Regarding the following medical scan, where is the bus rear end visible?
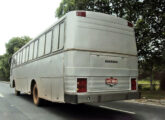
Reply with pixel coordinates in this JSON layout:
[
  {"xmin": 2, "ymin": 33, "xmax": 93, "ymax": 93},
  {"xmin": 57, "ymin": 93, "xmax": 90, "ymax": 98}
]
[{"xmin": 64, "ymin": 11, "xmax": 140, "ymax": 104}]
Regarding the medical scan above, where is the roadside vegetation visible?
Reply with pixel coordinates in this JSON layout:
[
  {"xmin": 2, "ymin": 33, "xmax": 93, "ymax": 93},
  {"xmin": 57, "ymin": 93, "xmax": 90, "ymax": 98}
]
[
  {"xmin": 138, "ymin": 80, "xmax": 165, "ymax": 99},
  {"xmin": 138, "ymin": 80, "xmax": 160, "ymax": 90},
  {"xmin": 0, "ymin": 36, "xmax": 31, "ymax": 81}
]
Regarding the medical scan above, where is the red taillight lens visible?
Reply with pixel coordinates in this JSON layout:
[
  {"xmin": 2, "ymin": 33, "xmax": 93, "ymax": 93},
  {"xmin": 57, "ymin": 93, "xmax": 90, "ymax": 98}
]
[
  {"xmin": 76, "ymin": 11, "xmax": 86, "ymax": 17},
  {"xmin": 128, "ymin": 22, "xmax": 133, "ymax": 27},
  {"xmin": 77, "ymin": 78, "xmax": 87, "ymax": 92},
  {"xmin": 131, "ymin": 78, "xmax": 136, "ymax": 90}
]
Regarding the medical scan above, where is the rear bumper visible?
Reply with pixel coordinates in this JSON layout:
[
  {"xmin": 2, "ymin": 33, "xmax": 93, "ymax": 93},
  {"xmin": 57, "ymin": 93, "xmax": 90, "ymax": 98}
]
[{"xmin": 65, "ymin": 91, "xmax": 140, "ymax": 104}]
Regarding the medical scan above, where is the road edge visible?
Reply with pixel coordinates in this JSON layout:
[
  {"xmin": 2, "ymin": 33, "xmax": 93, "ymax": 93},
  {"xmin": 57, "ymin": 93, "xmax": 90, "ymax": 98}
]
[
  {"xmin": 124, "ymin": 99, "xmax": 165, "ymax": 108},
  {"xmin": 0, "ymin": 81, "xmax": 9, "ymax": 84}
]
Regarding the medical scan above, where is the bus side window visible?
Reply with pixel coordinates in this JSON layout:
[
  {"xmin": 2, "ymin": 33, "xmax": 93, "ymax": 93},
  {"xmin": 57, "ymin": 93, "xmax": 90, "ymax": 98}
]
[
  {"xmin": 26, "ymin": 46, "xmax": 29, "ymax": 62},
  {"xmin": 45, "ymin": 31, "xmax": 52, "ymax": 54},
  {"xmin": 19, "ymin": 51, "xmax": 22, "ymax": 65},
  {"xmin": 33, "ymin": 40, "xmax": 38, "ymax": 59},
  {"xmin": 17, "ymin": 53, "xmax": 20, "ymax": 65},
  {"xmin": 22, "ymin": 48, "xmax": 26, "ymax": 63},
  {"xmin": 14, "ymin": 54, "xmax": 17, "ymax": 66},
  {"xmin": 12, "ymin": 55, "xmax": 15, "ymax": 67},
  {"xmin": 38, "ymin": 35, "xmax": 45, "ymax": 57},
  {"xmin": 52, "ymin": 25, "xmax": 59, "ymax": 51},
  {"xmin": 59, "ymin": 22, "xmax": 65, "ymax": 49},
  {"xmin": 29, "ymin": 42, "xmax": 34, "ymax": 60}
]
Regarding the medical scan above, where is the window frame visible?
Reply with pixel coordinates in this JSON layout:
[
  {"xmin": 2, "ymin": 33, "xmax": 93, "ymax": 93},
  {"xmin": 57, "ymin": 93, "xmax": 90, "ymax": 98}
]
[
  {"xmin": 19, "ymin": 50, "xmax": 23, "ymax": 65},
  {"xmin": 13, "ymin": 55, "xmax": 17, "ymax": 67},
  {"xmin": 38, "ymin": 34, "xmax": 46, "ymax": 57},
  {"xmin": 45, "ymin": 30, "xmax": 53, "ymax": 54},
  {"xmin": 25, "ymin": 46, "xmax": 30, "ymax": 62},
  {"xmin": 52, "ymin": 20, "xmax": 65, "ymax": 52},
  {"xmin": 29, "ymin": 42, "xmax": 34, "ymax": 60},
  {"xmin": 22, "ymin": 48, "xmax": 26, "ymax": 64},
  {"xmin": 52, "ymin": 24, "xmax": 59, "ymax": 52},
  {"xmin": 33, "ymin": 39, "xmax": 39, "ymax": 59},
  {"xmin": 58, "ymin": 21, "xmax": 65, "ymax": 50}
]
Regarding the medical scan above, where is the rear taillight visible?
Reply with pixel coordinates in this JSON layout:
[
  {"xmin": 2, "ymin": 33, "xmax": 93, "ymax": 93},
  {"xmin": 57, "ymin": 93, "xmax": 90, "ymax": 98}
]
[
  {"xmin": 77, "ymin": 78, "xmax": 87, "ymax": 92},
  {"xmin": 128, "ymin": 22, "xmax": 133, "ymax": 27},
  {"xmin": 131, "ymin": 78, "xmax": 136, "ymax": 90},
  {"xmin": 76, "ymin": 11, "xmax": 86, "ymax": 17}
]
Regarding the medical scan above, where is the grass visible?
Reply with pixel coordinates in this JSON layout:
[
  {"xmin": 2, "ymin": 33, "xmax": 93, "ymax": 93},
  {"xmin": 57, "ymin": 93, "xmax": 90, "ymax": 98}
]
[
  {"xmin": 140, "ymin": 90, "xmax": 165, "ymax": 99},
  {"xmin": 138, "ymin": 79, "xmax": 165, "ymax": 99},
  {"xmin": 138, "ymin": 80, "xmax": 160, "ymax": 90},
  {"xmin": 138, "ymin": 80, "xmax": 160, "ymax": 84}
]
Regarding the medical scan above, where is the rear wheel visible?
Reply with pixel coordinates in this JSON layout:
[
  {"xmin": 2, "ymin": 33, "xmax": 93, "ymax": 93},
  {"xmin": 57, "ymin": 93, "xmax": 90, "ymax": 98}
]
[
  {"xmin": 15, "ymin": 89, "xmax": 20, "ymax": 96},
  {"xmin": 32, "ymin": 84, "xmax": 42, "ymax": 106},
  {"xmin": 14, "ymin": 81, "xmax": 20, "ymax": 96}
]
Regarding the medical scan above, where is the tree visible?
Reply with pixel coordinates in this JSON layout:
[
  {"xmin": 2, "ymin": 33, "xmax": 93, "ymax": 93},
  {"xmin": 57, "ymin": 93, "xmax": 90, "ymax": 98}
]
[
  {"xmin": 135, "ymin": 0, "xmax": 165, "ymax": 90},
  {"xmin": 56, "ymin": 0, "xmax": 95, "ymax": 18},
  {"xmin": 0, "ymin": 36, "xmax": 31, "ymax": 81},
  {"xmin": 0, "ymin": 54, "xmax": 10, "ymax": 79},
  {"xmin": 56, "ymin": 0, "xmax": 141, "ymax": 21},
  {"xmin": 6, "ymin": 36, "xmax": 31, "ymax": 55}
]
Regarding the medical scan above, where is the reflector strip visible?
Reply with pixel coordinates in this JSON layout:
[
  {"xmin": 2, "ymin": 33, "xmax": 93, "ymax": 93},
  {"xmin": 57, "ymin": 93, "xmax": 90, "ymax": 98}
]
[
  {"xmin": 76, "ymin": 12, "xmax": 86, "ymax": 17},
  {"xmin": 128, "ymin": 22, "xmax": 133, "ymax": 27}
]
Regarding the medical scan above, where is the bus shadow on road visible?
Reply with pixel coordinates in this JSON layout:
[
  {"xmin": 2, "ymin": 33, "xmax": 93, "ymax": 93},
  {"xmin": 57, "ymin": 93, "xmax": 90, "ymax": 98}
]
[
  {"xmin": 47, "ymin": 103, "xmax": 139, "ymax": 120},
  {"xmin": 15, "ymin": 94, "xmax": 141, "ymax": 120}
]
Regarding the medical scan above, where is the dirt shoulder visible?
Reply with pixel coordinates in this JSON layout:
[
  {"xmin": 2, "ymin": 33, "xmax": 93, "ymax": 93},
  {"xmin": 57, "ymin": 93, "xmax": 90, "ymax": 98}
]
[
  {"xmin": 125, "ymin": 90, "xmax": 165, "ymax": 107},
  {"xmin": 125, "ymin": 99, "xmax": 165, "ymax": 107}
]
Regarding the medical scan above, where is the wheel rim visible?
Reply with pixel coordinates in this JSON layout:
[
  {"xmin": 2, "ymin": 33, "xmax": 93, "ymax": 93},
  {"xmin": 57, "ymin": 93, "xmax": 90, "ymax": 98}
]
[{"xmin": 33, "ymin": 85, "xmax": 38, "ymax": 104}]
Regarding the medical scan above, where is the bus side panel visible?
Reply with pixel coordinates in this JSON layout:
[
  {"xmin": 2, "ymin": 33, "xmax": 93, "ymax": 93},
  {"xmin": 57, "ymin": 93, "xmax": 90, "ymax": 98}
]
[
  {"xmin": 13, "ymin": 66, "xmax": 28, "ymax": 93},
  {"xmin": 51, "ymin": 53, "xmax": 65, "ymax": 102},
  {"xmin": 35, "ymin": 53, "xmax": 64, "ymax": 102},
  {"xmin": 12, "ymin": 52, "xmax": 65, "ymax": 103}
]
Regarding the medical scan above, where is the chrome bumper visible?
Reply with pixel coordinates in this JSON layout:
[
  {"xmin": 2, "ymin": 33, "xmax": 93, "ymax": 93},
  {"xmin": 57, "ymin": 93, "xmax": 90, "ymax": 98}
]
[{"xmin": 65, "ymin": 91, "xmax": 140, "ymax": 104}]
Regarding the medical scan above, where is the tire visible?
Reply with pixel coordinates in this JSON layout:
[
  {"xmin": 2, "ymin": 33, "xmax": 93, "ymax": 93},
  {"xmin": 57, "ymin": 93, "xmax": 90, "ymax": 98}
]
[
  {"xmin": 32, "ymin": 84, "xmax": 42, "ymax": 106},
  {"xmin": 15, "ymin": 89, "xmax": 20, "ymax": 96},
  {"xmin": 14, "ymin": 82, "xmax": 20, "ymax": 96}
]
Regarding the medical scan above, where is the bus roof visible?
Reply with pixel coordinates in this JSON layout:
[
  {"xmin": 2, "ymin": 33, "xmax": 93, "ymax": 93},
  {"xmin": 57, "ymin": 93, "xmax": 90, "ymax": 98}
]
[{"xmin": 13, "ymin": 11, "xmax": 133, "ymax": 56}]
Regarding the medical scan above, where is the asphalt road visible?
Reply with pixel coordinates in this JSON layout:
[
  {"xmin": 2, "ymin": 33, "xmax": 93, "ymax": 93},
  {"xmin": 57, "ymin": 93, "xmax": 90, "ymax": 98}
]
[{"xmin": 0, "ymin": 82, "xmax": 165, "ymax": 120}]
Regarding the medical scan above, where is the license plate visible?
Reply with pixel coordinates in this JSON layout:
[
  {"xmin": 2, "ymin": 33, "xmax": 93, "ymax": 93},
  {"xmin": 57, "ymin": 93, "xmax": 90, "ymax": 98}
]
[{"xmin": 105, "ymin": 77, "xmax": 118, "ymax": 85}]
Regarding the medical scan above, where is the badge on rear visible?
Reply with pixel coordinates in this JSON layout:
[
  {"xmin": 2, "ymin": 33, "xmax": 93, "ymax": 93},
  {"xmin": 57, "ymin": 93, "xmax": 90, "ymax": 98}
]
[{"xmin": 105, "ymin": 77, "xmax": 118, "ymax": 87}]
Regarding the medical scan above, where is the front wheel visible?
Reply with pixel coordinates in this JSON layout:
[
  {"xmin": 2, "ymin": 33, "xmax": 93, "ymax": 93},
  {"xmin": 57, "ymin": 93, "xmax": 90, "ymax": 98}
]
[{"xmin": 32, "ymin": 84, "xmax": 43, "ymax": 106}]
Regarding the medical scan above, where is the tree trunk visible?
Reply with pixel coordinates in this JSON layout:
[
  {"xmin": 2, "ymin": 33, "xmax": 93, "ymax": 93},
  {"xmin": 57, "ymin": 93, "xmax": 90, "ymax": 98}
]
[
  {"xmin": 160, "ymin": 70, "xmax": 165, "ymax": 91},
  {"xmin": 150, "ymin": 68, "xmax": 154, "ymax": 91}
]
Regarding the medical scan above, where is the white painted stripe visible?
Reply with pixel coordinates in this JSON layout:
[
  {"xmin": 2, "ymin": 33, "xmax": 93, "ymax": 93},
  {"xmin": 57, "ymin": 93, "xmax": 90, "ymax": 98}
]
[
  {"xmin": 0, "ymin": 93, "xmax": 4, "ymax": 98},
  {"xmin": 99, "ymin": 105, "xmax": 136, "ymax": 115}
]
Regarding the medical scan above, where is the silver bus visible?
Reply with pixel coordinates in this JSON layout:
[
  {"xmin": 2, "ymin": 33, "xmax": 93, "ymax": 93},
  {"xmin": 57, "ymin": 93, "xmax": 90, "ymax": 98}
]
[{"xmin": 10, "ymin": 11, "xmax": 140, "ymax": 106}]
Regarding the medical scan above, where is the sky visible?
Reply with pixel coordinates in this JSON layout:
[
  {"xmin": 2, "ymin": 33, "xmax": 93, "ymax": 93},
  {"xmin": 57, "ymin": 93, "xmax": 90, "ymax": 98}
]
[{"xmin": 0, "ymin": 0, "xmax": 62, "ymax": 55}]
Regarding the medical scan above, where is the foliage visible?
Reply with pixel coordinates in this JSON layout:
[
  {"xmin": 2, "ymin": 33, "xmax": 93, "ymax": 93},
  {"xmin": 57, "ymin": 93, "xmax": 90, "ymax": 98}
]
[
  {"xmin": 6, "ymin": 36, "xmax": 31, "ymax": 55},
  {"xmin": 56, "ymin": 0, "xmax": 142, "ymax": 23},
  {"xmin": 0, "ymin": 54, "xmax": 10, "ymax": 79},
  {"xmin": 138, "ymin": 80, "xmax": 160, "ymax": 91},
  {"xmin": 135, "ymin": 0, "xmax": 165, "ymax": 89},
  {"xmin": 0, "ymin": 36, "xmax": 31, "ymax": 81}
]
